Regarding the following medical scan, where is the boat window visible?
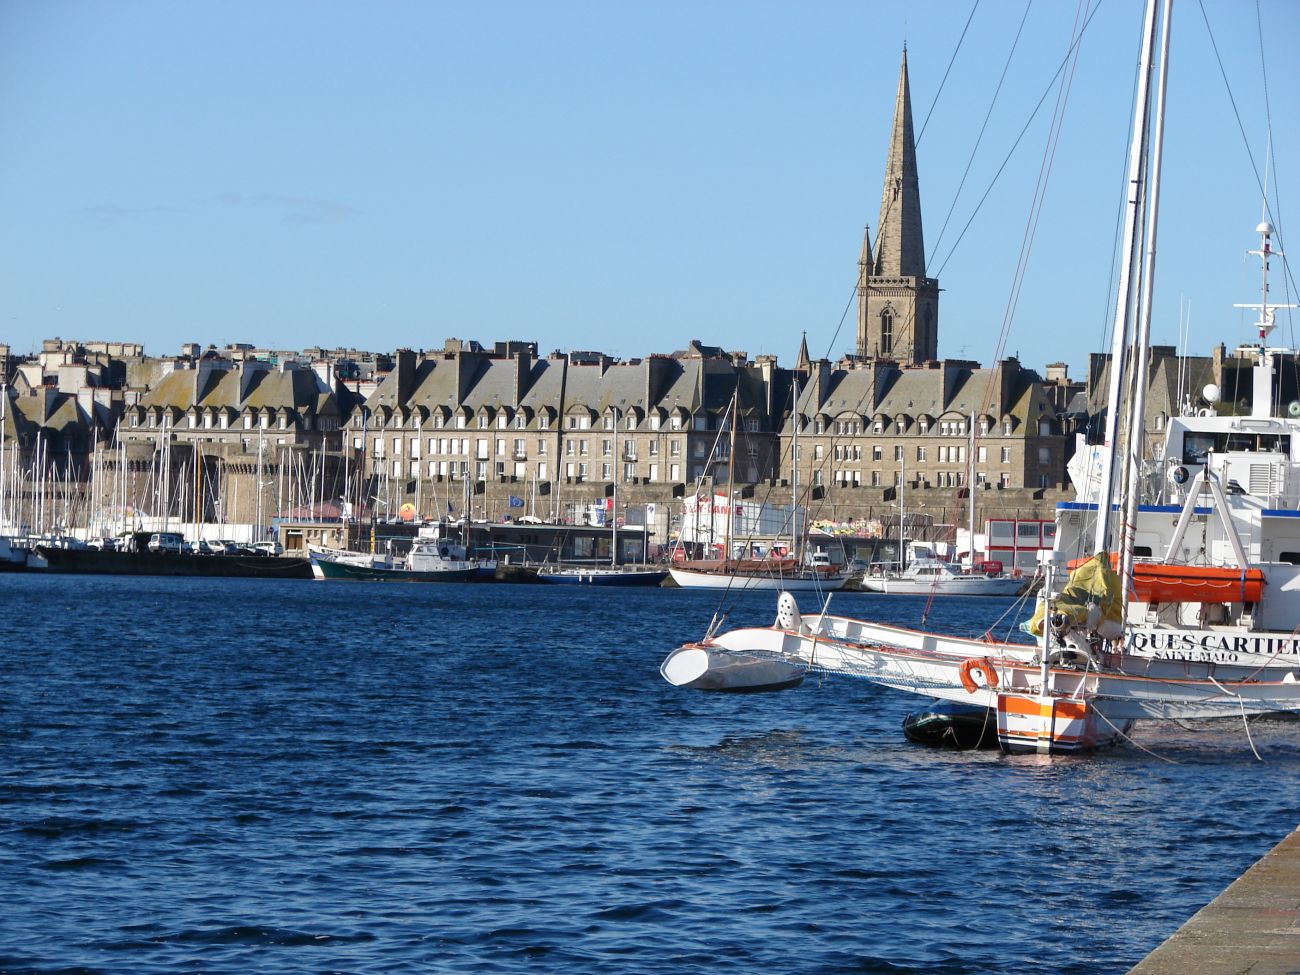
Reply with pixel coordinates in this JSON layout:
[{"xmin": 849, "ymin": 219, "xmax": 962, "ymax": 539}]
[
  {"xmin": 1182, "ymin": 431, "xmax": 1291, "ymax": 464},
  {"xmin": 1279, "ymin": 552, "xmax": 1300, "ymax": 566},
  {"xmin": 1133, "ymin": 546, "xmax": 1152, "ymax": 558}
]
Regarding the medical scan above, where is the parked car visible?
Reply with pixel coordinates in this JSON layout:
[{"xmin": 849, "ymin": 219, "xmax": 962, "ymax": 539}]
[
  {"xmin": 197, "ymin": 538, "xmax": 233, "ymax": 555},
  {"xmin": 147, "ymin": 532, "xmax": 186, "ymax": 554},
  {"xmin": 87, "ymin": 536, "xmax": 120, "ymax": 551},
  {"xmin": 250, "ymin": 541, "xmax": 283, "ymax": 557}
]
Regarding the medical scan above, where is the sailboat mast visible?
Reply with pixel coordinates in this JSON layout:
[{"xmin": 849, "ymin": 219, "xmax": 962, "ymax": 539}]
[
  {"xmin": 1, "ymin": 381, "xmax": 8, "ymax": 534},
  {"xmin": 967, "ymin": 411, "xmax": 977, "ymax": 569},
  {"xmin": 611, "ymin": 407, "xmax": 618, "ymax": 567},
  {"xmin": 900, "ymin": 451, "xmax": 906, "ymax": 570},
  {"xmin": 1120, "ymin": 0, "xmax": 1173, "ymax": 601},
  {"xmin": 791, "ymin": 373, "xmax": 799, "ymax": 565},
  {"xmin": 1092, "ymin": 0, "xmax": 1161, "ymax": 554},
  {"xmin": 726, "ymin": 388, "xmax": 738, "ymax": 564}
]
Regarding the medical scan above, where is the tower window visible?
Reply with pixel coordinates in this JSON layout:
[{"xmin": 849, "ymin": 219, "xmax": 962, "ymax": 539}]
[{"xmin": 880, "ymin": 308, "xmax": 894, "ymax": 356}]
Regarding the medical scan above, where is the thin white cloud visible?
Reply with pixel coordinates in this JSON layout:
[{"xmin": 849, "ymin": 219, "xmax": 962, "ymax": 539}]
[{"xmin": 214, "ymin": 192, "xmax": 358, "ymax": 225}]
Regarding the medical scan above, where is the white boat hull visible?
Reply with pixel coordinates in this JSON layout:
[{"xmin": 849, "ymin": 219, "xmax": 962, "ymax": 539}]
[
  {"xmin": 662, "ymin": 592, "xmax": 1300, "ymax": 753},
  {"xmin": 860, "ymin": 574, "xmax": 1024, "ymax": 596},
  {"xmin": 669, "ymin": 566, "xmax": 846, "ymax": 591}
]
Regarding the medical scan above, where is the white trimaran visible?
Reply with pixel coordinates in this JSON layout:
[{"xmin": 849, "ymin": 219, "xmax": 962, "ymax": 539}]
[{"xmin": 662, "ymin": 0, "xmax": 1300, "ymax": 751}]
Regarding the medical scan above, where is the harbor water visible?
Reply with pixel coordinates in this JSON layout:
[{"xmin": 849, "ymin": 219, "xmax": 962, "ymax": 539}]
[{"xmin": 3, "ymin": 575, "xmax": 1298, "ymax": 974}]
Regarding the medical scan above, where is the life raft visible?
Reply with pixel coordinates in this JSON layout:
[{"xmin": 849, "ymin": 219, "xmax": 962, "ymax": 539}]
[{"xmin": 1067, "ymin": 555, "xmax": 1265, "ymax": 604}]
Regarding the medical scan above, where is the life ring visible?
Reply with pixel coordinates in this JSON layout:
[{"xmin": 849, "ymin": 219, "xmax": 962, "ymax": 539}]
[{"xmin": 958, "ymin": 657, "xmax": 999, "ymax": 694}]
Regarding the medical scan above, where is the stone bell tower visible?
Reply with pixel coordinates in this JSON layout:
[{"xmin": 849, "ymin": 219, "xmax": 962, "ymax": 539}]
[{"xmin": 857, "ymin": 48, "xmax": 940, "ymax": 364}]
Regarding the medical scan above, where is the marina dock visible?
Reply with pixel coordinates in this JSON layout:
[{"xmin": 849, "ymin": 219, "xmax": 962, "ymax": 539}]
[{"xmin": 1128, "ymin": 826, "xmax": 1300, "ymax": 974}]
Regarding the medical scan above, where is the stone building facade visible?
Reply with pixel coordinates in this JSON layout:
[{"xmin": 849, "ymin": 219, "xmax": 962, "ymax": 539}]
[{"xmin": 0, "ymin": 48, "xmax": 1100, "ymax": 539}]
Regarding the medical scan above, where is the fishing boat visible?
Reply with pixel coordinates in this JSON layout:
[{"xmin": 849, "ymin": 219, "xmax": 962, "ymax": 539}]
[
  {"xmin": 663, "ymin": 0, "xmax": 1300, "ymax": 752},
  {"xmin": 311, "ymin": 525, "xmax": 478, "ymax": 582}
]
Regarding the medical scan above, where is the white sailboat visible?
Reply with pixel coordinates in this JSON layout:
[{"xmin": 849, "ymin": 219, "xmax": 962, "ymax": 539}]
[
  {"xmin": 537, "ymin": 407, "xmax": 668, "ymax": 587},
  {"xmin": 663, "ymin": 0, "xmax": 1300, "ymax": 748},
  {"xmin": 861, "ymin": 417, "xmax": 1024, "ymax": 596}
]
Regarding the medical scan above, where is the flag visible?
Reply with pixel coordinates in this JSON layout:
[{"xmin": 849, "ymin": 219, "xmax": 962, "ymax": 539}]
[{"xmin": 508, "ymin": 495, "xmax": 524, "ymax": 508}]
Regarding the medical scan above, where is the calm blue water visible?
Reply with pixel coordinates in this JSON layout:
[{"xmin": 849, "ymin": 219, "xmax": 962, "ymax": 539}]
[{"xmin": 2, "ymin": 575, "xmax": 1298, "ymax": 974}]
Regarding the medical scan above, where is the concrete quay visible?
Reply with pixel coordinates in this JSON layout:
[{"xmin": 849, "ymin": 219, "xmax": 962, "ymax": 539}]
[{"xmin": 1128, "ymin": 826, "xmax": 1300, "ymax": 974}]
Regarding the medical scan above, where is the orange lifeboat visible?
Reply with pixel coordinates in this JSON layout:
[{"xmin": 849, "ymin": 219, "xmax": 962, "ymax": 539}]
[{"xmin": 1067, "ymin": 554, "xmax": 1265, "ymax": 603}]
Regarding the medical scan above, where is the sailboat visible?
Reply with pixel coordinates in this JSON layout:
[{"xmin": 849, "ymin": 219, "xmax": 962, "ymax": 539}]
[
  {"xmin": 662, "ymin": 0, "xmax": 1300, "ymax": 749},
  {"xmin": 668, "ymin": 378, "xmax": 848, "ymax": 592},
  {"xmin": 861, "ymin": 418, "xmax": 1024, "ymax": 595},
  {"xmin": 536, "ymin": 407, "xmax": 669, "ymax": 587}
]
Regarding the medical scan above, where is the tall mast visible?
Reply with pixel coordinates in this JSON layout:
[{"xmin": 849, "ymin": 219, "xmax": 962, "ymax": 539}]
[
  {"xmin": 1092, "ymin": 0, "xmax": 1161, "ymax": 554},
  {"xmin": 0, "ymin": 381, "xmax": 7, "ymax": 534},
  {"xmin": 611, "ymin": 407, "xmax": 618, "ymax": 567},
  {"xmin": 967, "ymin": 411, "xmax": 977, "ymax": 569},
  {"xmin": 791, "ymin": 372, "xmax": 799, "ymax": 563},
  {"xmin": 726, "ymin": 388, "xmax": 738, "ymax": 564},
  {"xmin": 1119, "ymin": 0, "xmax": 1173, "ymax": 601},
  {"xmin": 900, "ymin": 448, "xmax": 906, "ymax": 569}
]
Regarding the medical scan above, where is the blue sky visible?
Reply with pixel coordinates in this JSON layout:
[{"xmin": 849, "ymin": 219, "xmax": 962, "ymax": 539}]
[{"xmin": 2, "ymin": 0, "xmax": 1297, "ymax": 379}]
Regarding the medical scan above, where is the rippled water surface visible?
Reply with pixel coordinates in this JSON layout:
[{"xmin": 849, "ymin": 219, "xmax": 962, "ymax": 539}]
[{"xmin": 3, "ymin": 574, "xmax": 1299, "ymax": 974}]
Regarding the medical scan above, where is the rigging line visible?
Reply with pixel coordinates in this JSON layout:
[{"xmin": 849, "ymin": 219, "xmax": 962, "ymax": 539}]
[
  {"xmin": 1194, "ymin": 0, "xmax": 1274, "ymax": 231},
  {"xmin": 1252, "ymin": 0, "xmax": 1299, "ymax": 371},
  {"xmin": 932, "ymin": 0, "xmax": 1104, "ymax": 280},
  {"xmin": 916, "ymin": 0, "xmax": 981, "ymax": 147},
  {"xmin": 975, "ymin": 0, "xmax": 1089, "ymax": 420},
  {"xmin": 818, "ymin": 279, "xmax": 860, "ymax": 364},
  {"xmin": 928, "ymin": 0, "xmax": 1032, "ymax": 267}
]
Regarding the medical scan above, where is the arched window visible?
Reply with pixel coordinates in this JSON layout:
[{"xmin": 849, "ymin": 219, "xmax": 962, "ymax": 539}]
[{"xmin": 880, "ymin": 308, "xmax": 894, "ymax": 356}]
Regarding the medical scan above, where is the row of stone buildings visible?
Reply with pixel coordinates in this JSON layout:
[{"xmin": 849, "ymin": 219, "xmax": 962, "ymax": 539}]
[{"xmin": 0, "ymin": 50, "xmax": 1253, "ymax": 539}]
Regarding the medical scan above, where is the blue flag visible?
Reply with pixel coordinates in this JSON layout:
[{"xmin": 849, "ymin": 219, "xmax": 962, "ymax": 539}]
[{"xmin": 508, "ymin": 495, "xmax": 524, "ymax": 508}]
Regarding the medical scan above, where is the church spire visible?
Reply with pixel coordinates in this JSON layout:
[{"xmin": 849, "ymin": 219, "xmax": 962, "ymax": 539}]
[
  {"xmin": 873, "ymin": 48, "xmax": 926, "ymax": 278},
  {"xmin": 856, "ymin": 48, "xmax": 938, "ymax": 364},
  {"xmin": 796, "ymin": 331, "xmax": 811, "ymax": 370}
]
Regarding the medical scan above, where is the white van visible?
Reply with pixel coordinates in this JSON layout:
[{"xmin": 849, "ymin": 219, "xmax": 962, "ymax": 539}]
[{"xmin": 147, "ymin": 532, "xmax": 185, "ymax": 554}]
